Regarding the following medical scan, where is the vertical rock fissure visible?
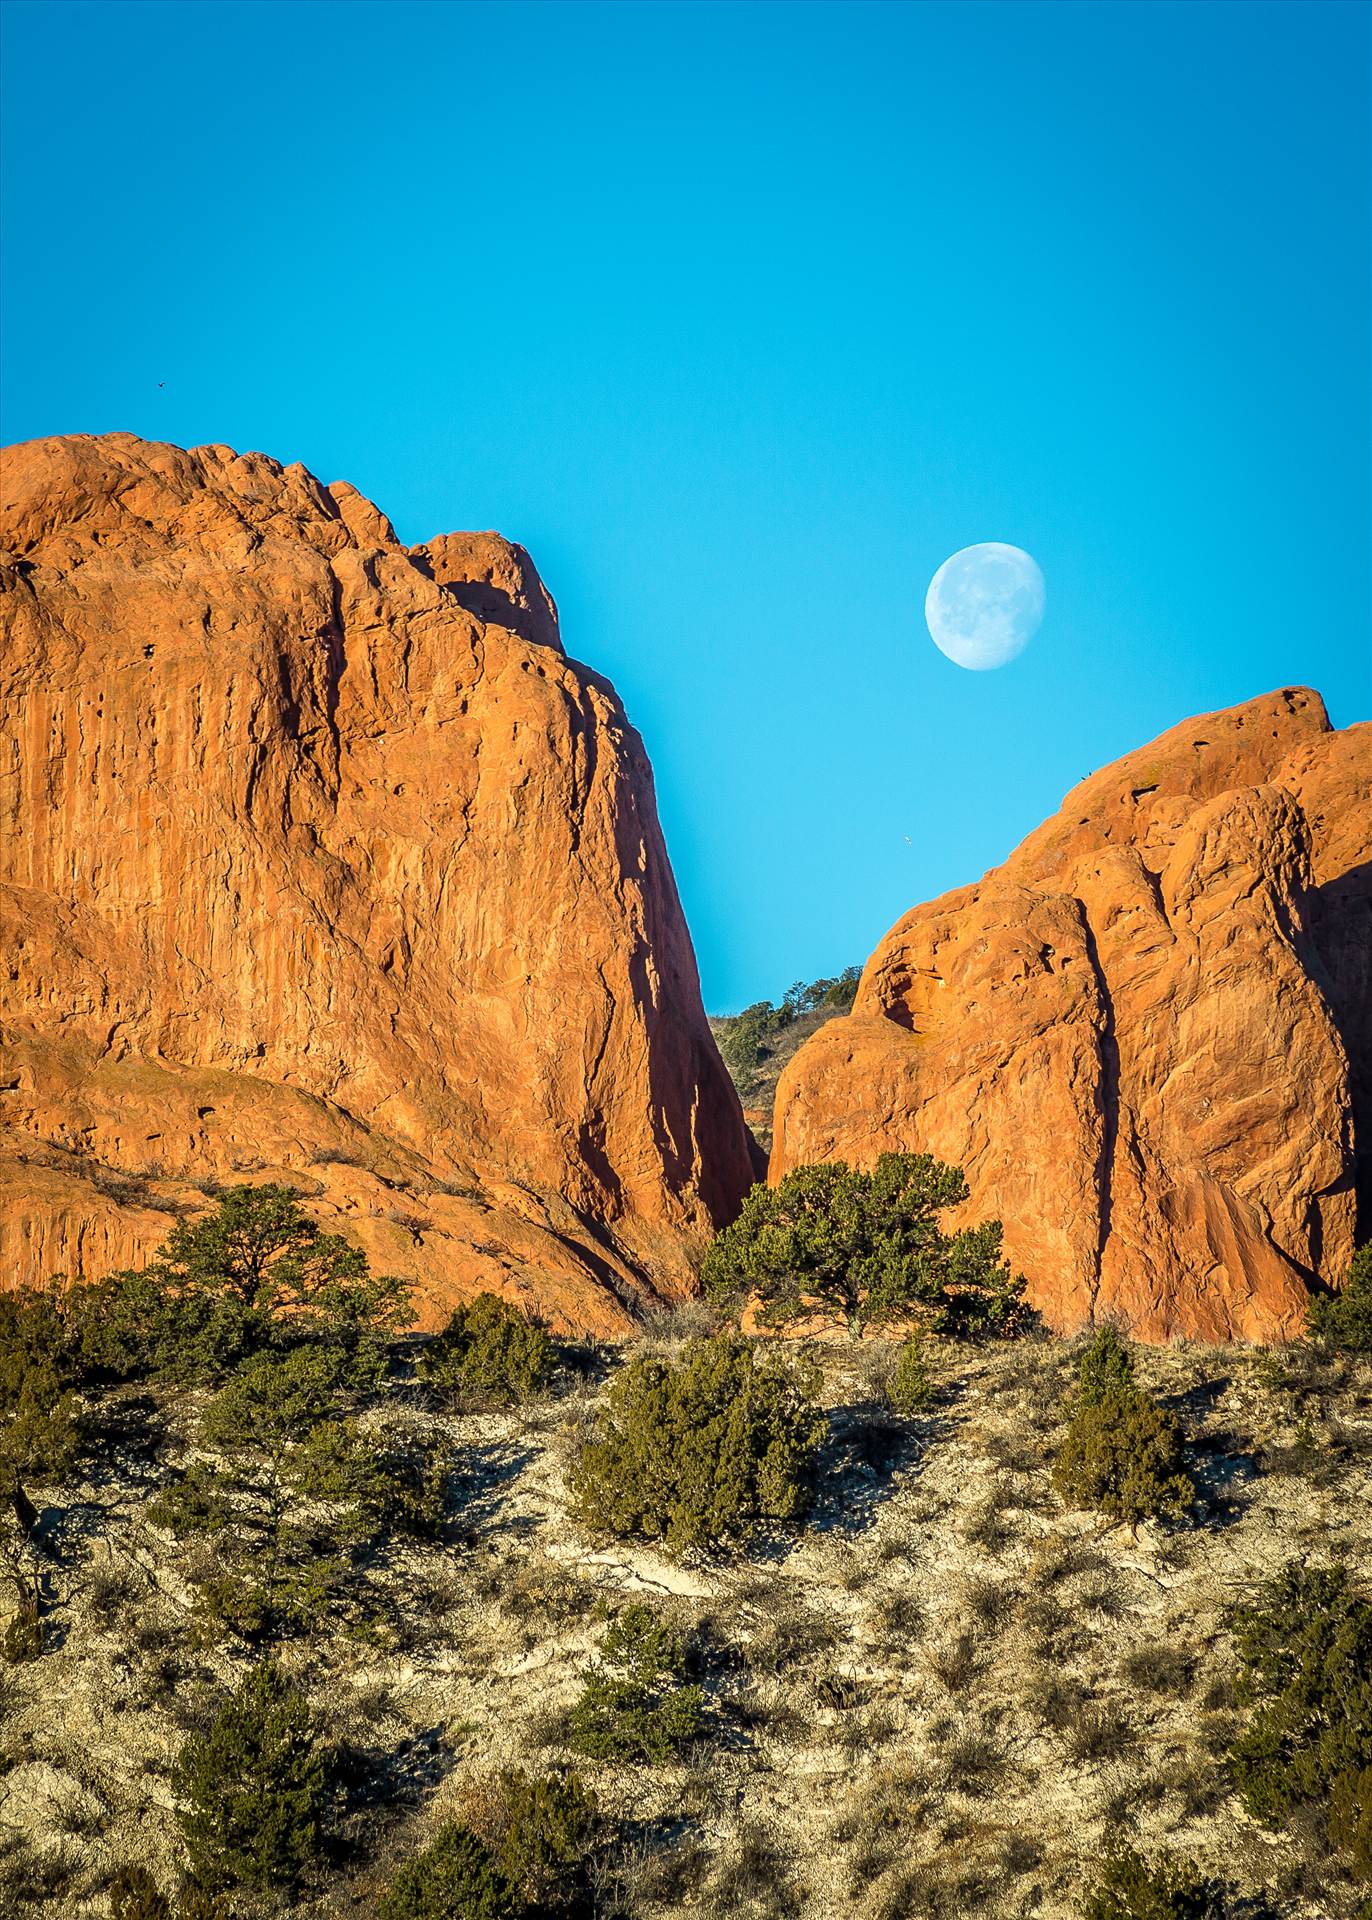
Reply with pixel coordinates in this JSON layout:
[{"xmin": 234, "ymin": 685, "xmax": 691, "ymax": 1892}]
[{"xmin": 1078, "ymin": 909, "xmax": 1118, "ymax": 1322}]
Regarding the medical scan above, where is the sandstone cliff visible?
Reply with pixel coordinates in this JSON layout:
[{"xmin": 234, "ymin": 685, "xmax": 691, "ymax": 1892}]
[
  {"xmin": 772, "ymin": 689, "xmax": 1370, "ymax": 1342},
  {"xmin": 0, "ymin": 433, "xmax": 755, "ymax": 1332}
]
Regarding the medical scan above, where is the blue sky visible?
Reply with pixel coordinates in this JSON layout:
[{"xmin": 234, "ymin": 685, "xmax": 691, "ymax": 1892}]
[{"xmin": 2, "ymin": 0, "xmax": 1367, "ymax": 1011}]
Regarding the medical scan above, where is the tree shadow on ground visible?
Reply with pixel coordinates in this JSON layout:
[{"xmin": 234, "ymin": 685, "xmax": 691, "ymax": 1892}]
[
  {"xmin": 1155, "ymin": 1374, "xmax": 1261, "ymax": 1530},
  {"xmin": 456, "ymin": 1438, "xmax": 541, "ymax": 1541},
  {"xmin": 331, "ymin": 1722, "xmax": 462, "ymax": 1872},
  {"xmin": 74, "ymin": 1394, "xmax": 171, "ymax": 1508},
  {"xmin": 1187, "ymin": 1431, "xmax": 1262, "ymax": 1528},
  {"xmin": 804, "ymin": 1396, "xmax": 956, "ymax": 1542}
]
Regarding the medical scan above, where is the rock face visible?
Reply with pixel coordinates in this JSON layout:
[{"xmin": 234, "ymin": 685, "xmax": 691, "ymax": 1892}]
[
  {"xmin": 0, "ymin": 433, "xmax": 755, "ymax": 1333},
  {"xmin": 772, "ymin": 689, "xmax": 1370, "ymax": 1342}
]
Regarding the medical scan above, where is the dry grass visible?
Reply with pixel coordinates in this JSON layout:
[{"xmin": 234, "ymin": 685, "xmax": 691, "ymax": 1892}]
[{"xmin": 0, "ymin": 1337, "xmax": 1367, "ymax": 1918}]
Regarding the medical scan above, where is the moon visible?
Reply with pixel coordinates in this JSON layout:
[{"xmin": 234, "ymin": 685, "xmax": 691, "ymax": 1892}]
[{"xmin": 925, "ymin": 542, "xmax": 1045, "ymax": 670}]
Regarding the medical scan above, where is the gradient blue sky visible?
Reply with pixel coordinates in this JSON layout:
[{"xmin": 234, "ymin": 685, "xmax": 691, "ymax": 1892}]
[{"xmin": 2, "ymin": 0, "xmax": 1368, "ymax": 1010}]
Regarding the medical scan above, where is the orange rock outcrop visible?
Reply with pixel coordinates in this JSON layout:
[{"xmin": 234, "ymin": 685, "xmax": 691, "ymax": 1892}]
[
  {"xmin": 0, "ymin": 432, "xmax": 755, "ymax": 1333},
  {"xmin": 772, "ymin": 689, "xmax": 1370, "ymax": 1342}
]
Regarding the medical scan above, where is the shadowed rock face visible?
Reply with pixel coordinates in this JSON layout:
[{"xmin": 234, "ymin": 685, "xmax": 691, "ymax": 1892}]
[
  {"xmin": 0, "ymin": 433, "xmax": 754, "ymax": 1333},
  {"xmin": 772, "ymin": 689, "xmax": 1371, "ymax": 1343}
]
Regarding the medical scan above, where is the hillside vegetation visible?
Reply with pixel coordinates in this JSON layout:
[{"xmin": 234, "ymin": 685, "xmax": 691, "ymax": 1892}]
[
  {"xmin": 709, "ymin": 969, "xmax": 861, "ymax": 1150},
  {"xmin": 2, "ymin": 1188, "xmax": 1370, "ymax": 1920}
]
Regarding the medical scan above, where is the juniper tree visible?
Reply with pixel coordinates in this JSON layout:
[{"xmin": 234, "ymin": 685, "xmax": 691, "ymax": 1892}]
[
  {"xmin": 702, "ymin": 1153, "xmax": 1021, "ymax": 1337},
  {"xmin": 174, "ymin": 1660, "xmax": 331, "ymax": 1893}
]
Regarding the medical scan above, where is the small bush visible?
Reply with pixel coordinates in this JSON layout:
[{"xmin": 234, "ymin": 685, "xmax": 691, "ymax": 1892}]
[
  {"xmin": 1121, "ymin": 1644, "xmax": 1194, "ymax": 1698},
  {"xmin": 173, "ymin": 1659, "xmax": 331, "ymax": 1893},
  {"xmin": 927, "ymin": 1629, "xmax": 982, "ymax": 1693},
  {"xmin": 568, "ymin": 1333, "xmax": 825, "ymax": 1556},
  {"xmin": 484, "ymin": 1769, "xmax": 599, "ymax": 1913},
  {"xmin": 418, "ymin": 1294, "xmax": 554, "ymax": 1405},
  {"xmin": 1080, "ymin": 1845, "xmax": 1229, "ymax": 1919},
  {"xmin": 380, "ymin": 1824, "xmax": 519, "ymax": 1920},
  {"xmin": 884, "ymin": 1335, "xmax": 934, "ymax": 1414},
  {"xmin": 1227, "ymin": 1560, "xmax": 1372, "ymax": 1879},
  {"xmin": 702, "ymin": 1154, "xmax": 1023, "ymax": 1337},
  {"xmin": 2, "ymin": 1601, "xmax": 45, "ymax": 1664},
  {"xmin": 1067, "ymin": 1705, "xmax": 1132, "ymax": 1764},
  {"xmin": 1308, "ymin": 1243, "xmax": 1372, "ymax": 1352},
  {"xmin": 108, "ymin": 1865, "xmax": 171, "ymax": 1920},
  {"xmin": 107, "ymin": 1871, "xmax": 225, "ymax": 1919},
  {"xmin": 568, "ymin": 1604, "xmax": 707, "ymax": 1763},
  {"xmin": 1077, "ymin": 1323, "xmax": 1136, "ymax": 1405},
  {"xmin": 1053, "ymin": 1329, "xmax": 1193, "ymax": 1525}
]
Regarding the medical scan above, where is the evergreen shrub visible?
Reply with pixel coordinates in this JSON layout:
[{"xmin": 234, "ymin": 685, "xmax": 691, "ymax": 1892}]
[
  {"xmin": 702, "ymin": 1154, "xmax": 1022, "ymax": 1337},
  {"xmin": 1053, "ymin": 1329, "xmax": 1193, "ymax": 1525},
  {"xmin": 173, "ymin": 1660, "xmax": 330, "ymax": 1893},
  {"xmin": 1228, "ymin": 1561, "xmax": 1372, "ymax": 1880},
  {"xmin": 568, "ymin": 1333, "xmax": 825, "ymax": 1557},
  {"xmin": 418, "ymin": 1293, "xmax": 554, "ymax": 1405},
  {"xmin": 1080, "ymin": 1846, "xmax": 1229, "ymax": 1919},
  {"xmin": 1308, "ymin": 1244, "xmax": 1372, "ymax": 1353},
  {"xmin": 379, "ymin": 1825, "xmax": 519, "ymax": 1920},
  {"xmin": 568, "ymin": 1604, "xmax": 706, "ymax": 1762},
  {"xmin": 884, "ymin": 1334, "xmax": 934, "ymax": 1414}
]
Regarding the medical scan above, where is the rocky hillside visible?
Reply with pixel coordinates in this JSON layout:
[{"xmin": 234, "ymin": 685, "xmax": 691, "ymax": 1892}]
[
  {"xmin": 773, "ymin": 690, "xmax": 1371, "ymax": 1344},
  {"xmin": 0, "ymin": 434, "xmax": 754, "ymax": 1335},
  {"xmin": 4, "ymin": 1306, "xmax": 1369, "ymax": 1920}
]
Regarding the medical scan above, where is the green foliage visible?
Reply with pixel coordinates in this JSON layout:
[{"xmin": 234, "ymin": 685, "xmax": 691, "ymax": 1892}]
[
  {"xmin": 702, "ymin": 1153, "xmax": 1022, "ymax": 1337},
  {"xmin": 74, "ymin": 1185, "xmax": 407, "ymax": 1386},
  {"xmin": 1053, "ymin": 1389, "xmax": 1192, "ymax": 1525},
  {"xmin": 714, "ymin": 967, "xmax": 860, "ymax": 1077},
  {"xmin": 418, "ymin": 1293, "xmax": 554, "ymax": 1406},
  {"xmin": 175, "ymin": 1893, "xmax": 231, "ymax": 1920},
  {"xmin": 1308, "ymin": 1243, "xmax": 1372, "ymax": 1353},
  {"xmin": 368, "ymin": 1424, "xmax": 459, "ymax": 1541},
  {"xmin": 1053, "ymin": 1330, "xmax": 1194, "ymax": 1525},
  {"xmin": 109, "ymin": 1864, "xmax": 171, "ymax": 1920},
  {"xmin": 0, "ymin": 1284, "xmax": 82, "ymax": 1487},
  {"xmin": 1077, "ymin": 1323, "xmax": 1136, "ymax": 1406},
  {"xmin": 383, "ymin": 1771, "xmax": 599, "ymax": 1920},
  {"xmin": 1227, "ymin": 1561, "xmax": 1372, "ymax": 1878},
  {"xmin": 486, "ymin": 1768, "xmax": 600, "ymax": 1913},
  {"xmin": 73, "ymin": 1267, "xmax": 264, "ymax": 1388},
  {"xmin": 1080, "ymin": 1846, "xmax": 1229, "ymax": 1920},
  {"xmin": 174, "ymin": 1659, "xmax": 330, "ymax": 1893},
  {"xmin": 107, "ymin": 1869, "xmax": 227, "ymax": 1920},
  {"xmin": 568, "ymin": 1603, "xmax": 707, "ymax": 1762},
  {"xmin": 569, "ymin": 1333, "xmax": 825, "ymax": 1557},
  {"xmin": 1331, "ymin": 1766, "xmax": 1372, "ymax": 1880},
  {"xmin": 153, "ymin": 1344, "xmax": 452, "ymax": 1639},
  {"xmin": 2, "ymin": 1601, "xmax": 45, "ymax": 1664},
  {"xmin": 379, "ymin": 1825, "xmax": 520, "ymax": 1920},
  {"xmin": 884, "ymin": 1334, "xmax": 934, "ymax": 1414}
]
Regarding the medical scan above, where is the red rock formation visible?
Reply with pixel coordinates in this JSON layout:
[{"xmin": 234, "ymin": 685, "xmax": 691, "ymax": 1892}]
[
  {"xmin": 0, "ymin": 432, "xmax": 754, "ymax": 1333},
  {"xmin": 772, "ymin": 690, "xmax": 1370, "ymax": 1342}
]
